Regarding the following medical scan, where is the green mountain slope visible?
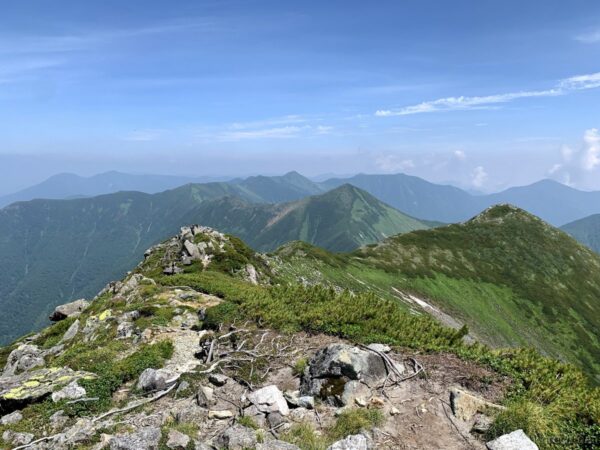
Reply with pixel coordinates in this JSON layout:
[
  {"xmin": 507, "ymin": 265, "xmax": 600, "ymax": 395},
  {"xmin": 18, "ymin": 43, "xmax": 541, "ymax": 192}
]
[
  {"xmin": 562, "ymin": 213, "xmax": 600, "ymax": 254},
  {"xmin": 273, "ymin": 204, "xmax": 600, "ymax": 377},
  {"xmin": 0, "ymin": 184, "xmax": 427, "ymax": 343}
]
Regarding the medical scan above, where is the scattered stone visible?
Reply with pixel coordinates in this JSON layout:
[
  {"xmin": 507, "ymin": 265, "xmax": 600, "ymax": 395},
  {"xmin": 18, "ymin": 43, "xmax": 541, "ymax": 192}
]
[
  {"xmin": 208, "ymin": 410, "xmax": 234, "ymax": 420},
  {"xmin": 61, "ymin": 319, "xmax": 80, "ymax": 342},
  {"xmin": 3, "ymin": 344, "xmax": 45, "ymax": 376},
  {"xmin": 215, "ymin": 425, "xmax": 257, "ymax": 450},
  {"xmin": 49, "ymin": 299, "xmax": 90, "ymax": 321},
  {"xmin": 2, "ymin": 430, "xmax": 34, "ymax": 446},
  {"xmin": 355, "ymin": 397, "xmax": 367, "ymax": 407},
  {"xmin": 297, "ymin": 395, "xmax": 314, "ymax": 409},
  {"xmin": 109, "ymin": 426, "xmax": 161, "ymax": 450},
  {"xmin": 247, "ymin": 385, "xmax": 290, "ymax": 416},
  {"xmin": 61, "ymin": 418, "xmax": 96, "ymax": 445},
  {"xmin": 166, "ymin": 429, "xmax": 191, "ymax": 449},
  {"xmin": 472, "ymin": 414, "xmax": 493, "ymax": 434},
  {"xmin": 52, "ymin": 380, "xmax": 86, "ymax": 402},
  {"xmin": 246, "ymin": 264, "xmax": 259, "ymax": 284},
  {"xmin": 196, "ymin": 385, "xmax": 215, "ymax": 407},
  {"xmin": 116, "ymin": 321, "xmax": 136, "ymax": 340},
  {"xmin": 327, "ymin": 434, "xmax": 369, "ymax": 450},
  {"xmin": 208, "ymin": 373, "xmax": 229, "ymax": 387},
  {"xmin": 137, "ymin": 368, "xmax": 178, "ymax": 392},
  {"xmin": 340, "ymin": 380, "xmax": 371, "ymax": 407},
  {"xmin": 486, "ymin": 429, "xmax": 539, "ymax": 450},
  {"xmin": 0, "ymin": 410, "xmax": 22, "ymax": 425},
  {"xmin": 390, "ymin": 407, "xmax": 400, "ymax": 416},
  {"xmin": 50, "ymin": 409, "xmax": 69, "ymax": 431},
  {"xmin": 176, "ymin": 380, "xmax": 190, "ymax": 396},
  {"xmin": 243, "ymin": 404, "xmax": 268, "ymax": 428},
  {"xmin": 450, "ymin": 388, "xmax": 505, "ymax": 421},
  {"xmin": 367, "ymin": 343, "xmax": 391, "ymax": 353},
  {"xmin": 369, "ymin": 396, "xmax": 385, "ymax": 408},
  {"xmin": 267, "ymin": 411, "xmax": 286, "ymax": 428},
  {"xmin": 172, "ymin": 399, "xmax": 208, "ymax": 424}
]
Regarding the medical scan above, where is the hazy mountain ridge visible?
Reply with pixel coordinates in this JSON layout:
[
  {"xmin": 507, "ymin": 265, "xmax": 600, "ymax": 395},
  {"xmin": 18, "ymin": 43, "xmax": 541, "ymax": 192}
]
[{"xmin": 0, "ymin": 183, "xmax": 429, "ymax": 343}]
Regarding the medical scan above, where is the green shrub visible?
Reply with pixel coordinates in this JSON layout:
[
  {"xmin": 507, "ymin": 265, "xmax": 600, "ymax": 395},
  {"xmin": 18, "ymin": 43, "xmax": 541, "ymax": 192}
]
[{"xmin": 328, "ymin": 409, "xmax": 384, "ymax": 441}]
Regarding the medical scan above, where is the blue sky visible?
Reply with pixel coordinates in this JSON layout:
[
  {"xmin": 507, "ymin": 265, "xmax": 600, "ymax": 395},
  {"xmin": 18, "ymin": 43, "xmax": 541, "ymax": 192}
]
[{"xmin": 1, "ymin": 0, "xmax": 600, "ymax": 193}]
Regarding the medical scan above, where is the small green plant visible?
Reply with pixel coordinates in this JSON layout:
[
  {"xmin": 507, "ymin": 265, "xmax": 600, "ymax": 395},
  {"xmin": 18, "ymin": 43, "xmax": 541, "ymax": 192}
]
[
  {"xmin": 281, "ymin": 423, "xmax": 328, "ymax": 450},
  {"xmin": 327, "ymin": 409, "xmax": 384, "ymax": 442},
  {"xmin": 237, "ymin": 415, "xmax": 259, "ymax": 430},
  {"xmin": 293, "ymin": 357, "xmax": 308, "ymax": 377}
]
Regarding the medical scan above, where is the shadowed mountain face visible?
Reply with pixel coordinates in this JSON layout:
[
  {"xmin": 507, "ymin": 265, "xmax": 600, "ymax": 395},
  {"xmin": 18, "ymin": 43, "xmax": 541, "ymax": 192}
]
[
  {"xmin": 562, "ymin": 213, "xmax": 600, "ymax": 254},
  {"xmin": 0, "ymin": 183, "xmax": 429, "ymax": 343},
  {"xmin": 275, "ymin": 205, "xmax": 600, "ymax": 377}
]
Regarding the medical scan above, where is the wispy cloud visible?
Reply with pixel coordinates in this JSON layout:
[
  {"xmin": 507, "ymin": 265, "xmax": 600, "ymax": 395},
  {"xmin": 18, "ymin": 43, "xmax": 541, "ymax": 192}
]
[
  {"xmin": 574, "ymin": 30, "xmax": 600, "ymax": 43},
  {"xmin": 471, "ymin": 166, "xmax": 488, "ymax": 188},
  {"xmin": 375, "ymin": 71, "xmax": 600, "ymax": 117},
  {"xmin": 219, "ymin": 126, "xmax": 305, "ymax": 141}
]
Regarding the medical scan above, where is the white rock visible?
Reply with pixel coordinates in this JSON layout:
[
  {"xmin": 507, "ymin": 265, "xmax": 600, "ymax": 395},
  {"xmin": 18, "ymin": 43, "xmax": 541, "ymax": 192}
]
[
  {"xmin": 486, "ymin": 429, "xmax": 539, "ymax": 450},
  {"xmin": 327, "ymin": 434, "xmax": 369, "ymax": 450},
  {"xmin": 247, "ymin": 385, "xmax": 290, "ymax": 416},
  {"xmin": 367, "ymin": 343, "xmax": 391, "ymax": 353},
  {"xmin": 208, "ymin": 410, "xmax": 235, "ymax": 420},
  {"xmin": 0, "ymin": 410, "xmax": 23, "ymax": 425},
  {"xmin": 52, "ymin": 381, "xmax": 87, "ymax": 402}
]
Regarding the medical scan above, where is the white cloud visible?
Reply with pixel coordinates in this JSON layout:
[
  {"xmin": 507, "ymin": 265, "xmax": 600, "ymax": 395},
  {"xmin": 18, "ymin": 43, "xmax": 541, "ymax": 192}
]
[
  {"xmin": 219, "ymin": 126, "xmax": 304, "ymax": 141},
  {"xmin": 471, "ymin": 166, "xmax": 488, "ymax": 188},
  {"xmin": 375, "ymin": 155, "xmax": 415, "ymax": 173},
  {"xmin": 548, "ymin": 163, "xmax": 562, "ymax": 175},
  {"xmin": 316, "ymin": 125, "xmax": 333, "ymax": 134},
  {"xmin": 574, "ymin": 30, "xmax": 600, "ymax": 43},
  {"xmin": 561, "ymin": 145, "xmax": 574, "ymax": 162},
  {"xmin": 453, "ymin": 150, "xmax": 467, "ymax": 160},
  {"xmin": 582, "ymin": 128, "xmax": 600, "ymax": 171},
  {"xmin": 375, "ymin": 71, "xmax": 600, "ymax": 117}
]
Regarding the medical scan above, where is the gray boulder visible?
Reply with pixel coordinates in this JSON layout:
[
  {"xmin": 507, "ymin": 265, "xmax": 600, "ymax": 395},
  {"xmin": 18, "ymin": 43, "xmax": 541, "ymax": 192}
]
[
  {"xmin": 486, "ymin": 429, "xmax": 539, "ymax": 450},
  {"xmin": 60, "ymin": 319, "xmax": 80, "ymax": 342},
  {"xmin": 3, "ymin": 344, "xmax": 45, "ymax": 376},
  {"xmin": 137, "ymin": 368, "xmax": 178, "ymax": 392},
  {"xmin": 49, "ymin": 299, "xmax": 90, "ymax": 321},
  {"xmin": 215, "ymin": 425, "xmax": 257, "ymax": 450},
  {"xmin": 2, "ymin": 430, "xmax": 34, "ymax": 446},
  {"xmin": 52, "ymin": 381, "xmax": 86, "ymax": 402},
  {"xmin": 166, "ymin": 429, "xmax": 190, "ymax": 449},
  {"xmin": 0, "ymin": 410, "xmax": 22, "ymax": 425},
  {"xmin": 247, "ymin": 385, "xmax": 290, "ymax": 416},
  {"xmin": 301, "ymin": 344, "xmax": 387, "ymax": 405},
  {"xmin": 327, "ymin": 434, "xmax": 370, "ymax": 450},
  {"xmin": 110, "ymin": 427, "xmax": 161, "ymax": 450}
]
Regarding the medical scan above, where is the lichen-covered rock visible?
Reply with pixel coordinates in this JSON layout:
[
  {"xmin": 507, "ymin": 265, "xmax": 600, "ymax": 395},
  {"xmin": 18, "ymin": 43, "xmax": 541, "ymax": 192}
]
[
  {"xmin": 215, "ymin": 425, "xmax": 257, "ymax": 450},
  {"xmin": 327, "ymin": 434, "xmax": 370, "ymax": 450},
  {"xmin": 3, "ymin": 344, "xmax": 45, "ymax": 376},
  {"xmin": 450, "ymin": 388, "xmax": 505, "ymax": 421},
  {"xmin": 0, "ymin": 366, "xmax": 95, "ymax": 413},
  {"xmin": 110, "ymin": 427, "xmax": 161, "ymax": 450},
  {"xmin": 486, "ymin": 429, "xmax": 539, "ymax": 450},
  {"xmin": 247, "ymin": 385, "xmax": 289, "ymax": 416},
  {"xmin": 137, "ymin": 368, "xmax": 178, "ymax": 392},
  {"xmin": 49, "ymin": 299, "xmax": 90, "ymax": 321}
]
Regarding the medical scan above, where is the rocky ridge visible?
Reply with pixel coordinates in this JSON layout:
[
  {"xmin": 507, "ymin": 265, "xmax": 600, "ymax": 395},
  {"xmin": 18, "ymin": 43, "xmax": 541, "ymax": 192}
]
[{"xmin": 0, "ymin": 226, "xmax": 540, "ymax": 449}]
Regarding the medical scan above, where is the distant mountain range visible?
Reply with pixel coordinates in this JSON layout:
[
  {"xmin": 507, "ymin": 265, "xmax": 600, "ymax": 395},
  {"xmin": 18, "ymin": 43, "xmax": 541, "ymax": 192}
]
[
  {"xmin": 0, "ymin": 171, "xmax": 228, "ymax": 209},
  {"xmin": 4, "ymin": 170, "xmax": 600, "ymax": 226},
  {"xmin": 0, "ymin": 182, "xmax": 430, "ymax": 344},
  {"xmin": 562, "ymin": 214, "xmax": 600, "ymax": 254}
]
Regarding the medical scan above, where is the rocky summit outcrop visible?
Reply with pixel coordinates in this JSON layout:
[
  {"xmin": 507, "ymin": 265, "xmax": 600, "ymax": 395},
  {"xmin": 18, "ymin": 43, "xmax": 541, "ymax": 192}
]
[{"xmin": 49, "ymin": 299, "xmax": 90, "ymax": 321}]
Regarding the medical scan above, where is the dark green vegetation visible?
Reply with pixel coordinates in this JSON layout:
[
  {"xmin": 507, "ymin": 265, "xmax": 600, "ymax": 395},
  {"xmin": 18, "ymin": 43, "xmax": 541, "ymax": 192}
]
[
  {"xmin": 273, "ymin": 205, "xmax": 600, "ymax": 378},
  {"xmin": 562, "ymin": 213, "xmax": 600, "ymax": 254},
  {"xmin": 0, "ymin": 179, "xmax": 429, "ymax": 344},
  {"xmin": 137, "ymin": 234, "xmax": 599, "ymax": 449}
]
